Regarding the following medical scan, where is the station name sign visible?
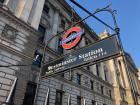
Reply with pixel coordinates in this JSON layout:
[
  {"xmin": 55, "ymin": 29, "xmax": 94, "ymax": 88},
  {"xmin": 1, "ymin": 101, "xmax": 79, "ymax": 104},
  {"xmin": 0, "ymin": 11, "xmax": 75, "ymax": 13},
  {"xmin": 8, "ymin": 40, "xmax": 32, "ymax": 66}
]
[{"xmin": 41, "ymin": 35, "xmax": 120, "ymax": 77}]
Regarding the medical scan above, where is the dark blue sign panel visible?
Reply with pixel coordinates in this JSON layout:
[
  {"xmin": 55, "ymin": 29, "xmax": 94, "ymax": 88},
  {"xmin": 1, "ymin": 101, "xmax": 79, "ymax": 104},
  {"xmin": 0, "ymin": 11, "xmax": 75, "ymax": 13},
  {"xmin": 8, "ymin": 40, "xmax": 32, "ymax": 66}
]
[{"xmin": 41, "ymin": 35, "xmax": 120, "ymax": 77}]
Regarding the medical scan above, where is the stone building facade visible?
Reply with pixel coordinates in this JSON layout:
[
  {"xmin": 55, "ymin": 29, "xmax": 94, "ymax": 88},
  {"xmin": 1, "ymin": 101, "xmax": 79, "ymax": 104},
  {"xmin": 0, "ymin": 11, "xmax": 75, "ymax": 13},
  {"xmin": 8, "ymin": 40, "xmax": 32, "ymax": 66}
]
[
  {"xmin": 138, "ymin": 70, "xmax": 140, "ymax": 105},
  {"xmin": 0, "ymin": 0, "xmax": 140, "ymax": 105},
  {"xmin": 99, "ymin": 32, "xmax": 140, "ymax": 105},
  {"xmin": 138, "ymin": 70, "xmax": 140, "ymax": 81},
  {"xmin": 34, "ymin": 0, "xmax": 115, "ymax": 105},
  {"xmin": 0, "ymin": 3, "xmax": 39, "ymax": 105},
  {"xmin": 0, "ymin": 0, "xmax": 115, "ymax": 105}
]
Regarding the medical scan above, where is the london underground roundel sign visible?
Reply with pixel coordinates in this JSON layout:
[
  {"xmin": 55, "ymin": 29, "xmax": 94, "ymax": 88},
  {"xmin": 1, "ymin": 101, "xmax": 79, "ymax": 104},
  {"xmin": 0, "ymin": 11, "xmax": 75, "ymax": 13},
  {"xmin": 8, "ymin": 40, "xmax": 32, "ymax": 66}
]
[{"xmin": 60, "ymin": 27, "xmax": 84, "ymax": 50}]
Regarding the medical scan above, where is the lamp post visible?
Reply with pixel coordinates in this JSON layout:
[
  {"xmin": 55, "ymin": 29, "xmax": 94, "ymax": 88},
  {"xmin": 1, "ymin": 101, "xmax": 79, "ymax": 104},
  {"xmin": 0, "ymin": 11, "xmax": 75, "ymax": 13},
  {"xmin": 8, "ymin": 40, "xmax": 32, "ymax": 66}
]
[
  {"xmin": 34, "ymin": 10, "xmax": 103, "ymax": 105},
  {"xmin": 34, "ymin": 1, "xmax": 138, "ymax": 104},
  {"xmin": 69, "ymin": 0, "xmax": 138, "ymax": 104},
  {"xmin": 93, "ymin": 5, "xmax": 138, "ymax": 105},
  {"xmin": 34, "ymin": 4, "xmax": 119, "ymax": 104}
]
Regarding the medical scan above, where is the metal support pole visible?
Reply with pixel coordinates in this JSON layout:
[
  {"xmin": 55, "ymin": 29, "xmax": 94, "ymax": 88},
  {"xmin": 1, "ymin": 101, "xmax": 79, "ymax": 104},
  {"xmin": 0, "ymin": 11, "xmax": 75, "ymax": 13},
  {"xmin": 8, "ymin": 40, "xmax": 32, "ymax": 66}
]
[
  {"xmin": 44, "ymin": 88, "xmax": 50, "ymax": 105},
  {"xmin": 69, "ymin": 1, "xmax": 138, "ymax": 104},
  {"xmin": 6, "ymin": 77, "xmax": 17, "ymax": 103},
  {"xmin": 83, "ymin": 98, "xmax": 86, "ymax": 105},
  {"xmin": 33, "ymin": 6, "xmax": 109, "ymax": 105},
  {"xmin": 95, "ymin": 102, "xmax": 97, "ymax": 105},
  {"xmin": 70, "ymin": 0, "xmax": 115, "ymax": 32},
  {"xmin": 67, "ymin": 94, "xmax": 70, "ymax": 105}
]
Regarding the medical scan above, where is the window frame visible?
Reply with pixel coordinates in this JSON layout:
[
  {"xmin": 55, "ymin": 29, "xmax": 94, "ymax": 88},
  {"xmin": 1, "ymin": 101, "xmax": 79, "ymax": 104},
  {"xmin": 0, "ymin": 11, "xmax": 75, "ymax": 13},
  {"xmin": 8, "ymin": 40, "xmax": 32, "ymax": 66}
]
[
  {"xmin": 76, "ymin": 73, "xmax": 81, "ymax": 85},
  {"xmin": 38, "ymin": 24, "xmax": 46, "ymax": 43},
  {"xmin": 58, "ymin": 37, "xmax": 64, "ymax": 54},
  {"xmin": 92, "ymin": 100, "xmax": 96, "ymax": 105},
  {"xmin": 90, "ymin": 80, "xmax": 94, "ymax": 90},
  {"xmin": 43, "ymin": 4, "xmax": 50, "ymax": 15},
  {"xmin": 55, "ymin": 90, "xmax": 63, "ymax": 105},
  {"xmin": 0, "ymin": 0, "xmax": 4, "ymax": 3},
  {"xmin": 101, "ymin": 85, "xmax": 104, "ymax": 94},
  {"xmin": 77, "ymin": 96, "xmax": 81, "ymax": 105},
  {"xmin": 60, "ymin": 19, "xmax": 65, "ymax": 28},
  {"xmin": 96, "ymin": 64, "xmax": 100, "ymax": 76}
]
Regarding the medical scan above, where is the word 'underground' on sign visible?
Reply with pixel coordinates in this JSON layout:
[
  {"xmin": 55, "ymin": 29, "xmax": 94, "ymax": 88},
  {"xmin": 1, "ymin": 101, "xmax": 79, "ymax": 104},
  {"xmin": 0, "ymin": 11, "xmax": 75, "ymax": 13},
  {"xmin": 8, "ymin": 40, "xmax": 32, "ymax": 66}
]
[{"xmin": 60, "ymin": 27, "xmax": 84, "ymax": 50}]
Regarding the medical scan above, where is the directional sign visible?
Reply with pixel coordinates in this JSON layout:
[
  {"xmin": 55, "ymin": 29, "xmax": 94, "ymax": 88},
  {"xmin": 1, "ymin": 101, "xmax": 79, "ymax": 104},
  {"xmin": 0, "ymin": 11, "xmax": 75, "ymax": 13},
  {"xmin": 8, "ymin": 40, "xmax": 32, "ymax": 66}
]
[{"xmin": 41, "ymin": 35, "xmax": 120, "ymax": 77}]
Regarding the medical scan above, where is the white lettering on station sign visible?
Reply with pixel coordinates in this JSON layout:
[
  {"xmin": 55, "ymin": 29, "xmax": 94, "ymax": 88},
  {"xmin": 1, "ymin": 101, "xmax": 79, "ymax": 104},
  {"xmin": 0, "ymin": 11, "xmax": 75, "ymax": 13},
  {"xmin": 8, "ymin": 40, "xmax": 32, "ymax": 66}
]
[{"xmin": 41, "ymin": 35, "xmax": 120, "ymax": 77}]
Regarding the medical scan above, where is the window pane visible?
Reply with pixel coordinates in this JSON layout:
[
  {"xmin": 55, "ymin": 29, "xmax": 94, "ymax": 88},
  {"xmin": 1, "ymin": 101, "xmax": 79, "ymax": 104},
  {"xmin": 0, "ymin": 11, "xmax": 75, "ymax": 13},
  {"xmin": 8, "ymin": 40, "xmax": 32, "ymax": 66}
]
[
  {"xmin": 43, "ymin": 5, "xmax": 49, "ymax": 14},
  {"xmin": 77, "ymin": 96, "xmax": 81, "ymax": 105},
  {"xmin": 101, "ymin": 85, "xmax": 104, "ymax": 94},
  {"xmin": 0, "ymin": 0, "xmax": 4, "ymax": 3},
  {"xmin": 96, "ymin": 64, "xmax": 99, "ymax": 76},
  {"xmin": 90, "ymin": 80, "xmax": 93, "ymax": 90},
  {"xmin": 55, "ymin": 91, "xmax": 63, "ymax": 105},
  {"xmin": 58, "ymin": 38, "xmax": 63, "ymax": 54},
  {"xmin": 109, "ymin": 90, "xmax": 112, "ymax": 98},
  {"xmin": 38, "ymin": 25, "xmax": 45, "ymax": 42},
  {"xmin": 23, "ymin": 82, "xmax": 37, "ymax": 105},
  {"xmin": 38, "ymin": 25, "xmax": 46, "ymax": 35},
  {"xmin": 77, "ymin": 73, "xmax": 81, "ymax": 85},
  {"xmin": 92, "ymin": 100, "xmax": 96, "ymax": 105}
]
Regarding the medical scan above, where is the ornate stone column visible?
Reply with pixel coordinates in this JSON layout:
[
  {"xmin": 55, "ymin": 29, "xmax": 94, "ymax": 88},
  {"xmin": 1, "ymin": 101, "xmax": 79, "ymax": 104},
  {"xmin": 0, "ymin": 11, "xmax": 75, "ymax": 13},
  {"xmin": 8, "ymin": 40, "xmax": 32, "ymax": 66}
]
[
  {"xmin": 79, "ymin": 37, "xmax": 86, "ymax": 48},
  {"xmin": 30, "ymin": 0, "xmax": 45, "ymax": 29},
  {"xmin": 117, "ymin": 57, "xmax": 129, "ymax": 88},
  {"xmin": 15, "ymin": 0, "xmax": 27, "ymax": 18},
  {"xmin": 105, "ymin": 67, "xmax": 112, "ymax": 84},
  {"xmin": 20, "ymin": 0, "xmax": 34, "ymax": 22},
  {"xmin": 44, "ymin": 7, "xmax": 55, "ymax": 45},
  {"xmin": 99, "ymin": 62, "xmax": 105, "ymax": 80},
  {"xmin": 108, "ymin": 59, "xmax": 118, "ymax": 86},
  {"xmin": 49, "ymin": 9, "xmax": 59, "ymax": 51},
  {"xmin": 3, "ymin": 0, "xmax": 10, "ymax": 5},
  {"xmin": 90, "ymin": 65, "xmax": 97, "ymax": 76},
  {"xmin": 27, "ymin": 0, "xmax": 38, "ymax": 25}
]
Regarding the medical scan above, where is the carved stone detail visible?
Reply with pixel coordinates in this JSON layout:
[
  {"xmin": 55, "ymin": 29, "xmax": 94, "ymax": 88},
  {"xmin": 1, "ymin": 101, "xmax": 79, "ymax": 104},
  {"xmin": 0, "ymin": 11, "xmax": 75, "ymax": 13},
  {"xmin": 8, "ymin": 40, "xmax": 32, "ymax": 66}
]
[{"xmin": 1, "ymin": 24, "xmax": 17, "ymax": 42}]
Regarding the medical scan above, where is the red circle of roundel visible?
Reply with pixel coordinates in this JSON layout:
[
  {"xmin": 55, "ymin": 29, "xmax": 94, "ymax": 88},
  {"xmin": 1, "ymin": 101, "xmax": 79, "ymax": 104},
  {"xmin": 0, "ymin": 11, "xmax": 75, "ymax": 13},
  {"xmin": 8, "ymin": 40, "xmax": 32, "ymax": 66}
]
[{"xmin": 62, "ymin": 27, "xmax": 82, "ymax": 49}]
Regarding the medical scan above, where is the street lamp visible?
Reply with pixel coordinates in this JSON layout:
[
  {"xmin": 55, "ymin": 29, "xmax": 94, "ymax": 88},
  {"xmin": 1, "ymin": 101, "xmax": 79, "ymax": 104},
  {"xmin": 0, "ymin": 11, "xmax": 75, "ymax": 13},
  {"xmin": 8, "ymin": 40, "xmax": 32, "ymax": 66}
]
[
  {"xmin": 93, "ymin": 5, "xmax": 138, "ymax": 105},
  {"xmin": 69, "ymin": 0, "xmax": 138, "ymax": 104},
  {"xmin": 34, "ymin": 5, "xmax": 118, "ymax": 105}
]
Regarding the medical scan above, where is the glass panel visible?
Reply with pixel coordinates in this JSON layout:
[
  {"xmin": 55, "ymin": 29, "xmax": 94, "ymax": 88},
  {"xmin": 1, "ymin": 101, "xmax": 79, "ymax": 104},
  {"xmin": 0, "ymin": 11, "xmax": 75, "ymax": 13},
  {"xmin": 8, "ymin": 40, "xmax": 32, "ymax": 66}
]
[
  {"xmin": 92, "ymin": 100, "xmax": 96, "ymax": 105},
  {"xmin": 43, "ymin": 5, "xmax": 49, "ymax": 14},
  {"xmin": 0, "ymin": 0, "xmax": 4, "ymax": 3},
  {"xmin": 101, "ymin": 85, "xmax": 104, "ymax": 94},
  {"xmin": 38, "ymin": 25, "xmax": 45, "ymax": 42},
  {"xmin": 77, "ymin": 73, "xmax": 81, "ymax": 85},
  {"xmin": 96, "ymin": 64, "xmax": 99, "ymax": 76},
  {"xmin": 58, "ymin": 38, "xmax": 63, "ymax": 54},
  {"xmin": 90, "ymin": 80, "xmax": 93, "ymax": 90},
  {"xmin": 77, "ymin": 96, "xmax": 81, "ymax": 105},
  {"xmin": 23, "ymin": 82, "xmax": 37, "ymax": 105}
]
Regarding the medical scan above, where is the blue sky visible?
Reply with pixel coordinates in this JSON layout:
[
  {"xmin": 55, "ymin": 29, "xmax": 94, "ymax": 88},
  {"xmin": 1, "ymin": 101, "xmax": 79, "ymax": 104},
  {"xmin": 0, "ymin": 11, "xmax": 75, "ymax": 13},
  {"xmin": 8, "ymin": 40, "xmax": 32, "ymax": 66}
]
[{"xmin": 66, "ymin": 0, "xmax": 140, "ymax": 68}]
